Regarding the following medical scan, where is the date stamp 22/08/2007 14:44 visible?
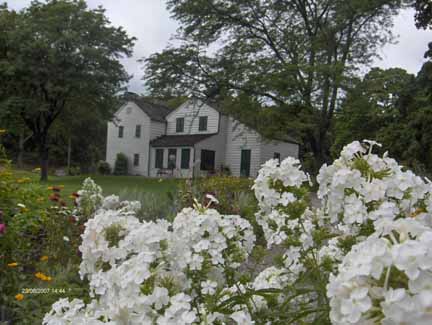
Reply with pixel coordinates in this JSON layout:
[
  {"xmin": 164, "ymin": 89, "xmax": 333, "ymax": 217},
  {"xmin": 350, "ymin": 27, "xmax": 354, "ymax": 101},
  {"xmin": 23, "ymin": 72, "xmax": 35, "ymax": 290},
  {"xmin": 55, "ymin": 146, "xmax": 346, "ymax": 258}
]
[{"xmin": 21, "ymin": 288, "xmax": 79, "ymax": 295}]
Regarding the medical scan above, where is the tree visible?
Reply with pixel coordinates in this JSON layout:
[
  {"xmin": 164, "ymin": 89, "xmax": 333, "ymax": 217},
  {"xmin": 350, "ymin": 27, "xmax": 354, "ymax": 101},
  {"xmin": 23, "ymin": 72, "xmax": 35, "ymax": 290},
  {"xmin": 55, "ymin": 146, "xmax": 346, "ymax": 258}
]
[
  {"xmin": 332, "ymin": 67, "xmax": 414, "ymax": 156},
  {"xmin": 414, "ymin": 0, "xmax": 432, "ymax": 29},
  {"xmin": 144, "ymin": 0, "xmax": 404, "ymax": 170},
  {"xmin": 0, "ymin": 1, "xmax": 135, "ymax": 181}
]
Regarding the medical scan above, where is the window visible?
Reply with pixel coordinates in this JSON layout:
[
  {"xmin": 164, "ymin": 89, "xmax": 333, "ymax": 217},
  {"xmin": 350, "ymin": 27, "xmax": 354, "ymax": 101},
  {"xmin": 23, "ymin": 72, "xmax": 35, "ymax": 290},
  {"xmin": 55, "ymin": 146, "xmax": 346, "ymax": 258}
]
[
  {"xmin": 181, "ymin": 149, "xmax": 191, "ymax": 169},
  {"xmin": 274, "ymin": 152, "xmax": 281, "ymax": 163},
  {"xmin": 118, "ymin": 126, "xmax": 124, "ymax": 138},
  {"xmin": 135, "ymin": 125, "xmax": 141, "ymax": 138},
  {"xmin": 176, "ymin": 118, "xmax": 184, "ymax": 133},
  {"xmin": 200, "ymin": 150, "xmax": 215, "ymax": 171},
  {"xmin": 168, "ymin": 149, "xmax": 177, "ymax": 169},
  {"xmin": 155, "ymin": 149, "xmax": 164, "ymax": 168},
  {"xmin": 198, "ymin": 116, "xmax": 208, "ymax": 131},
  {"xmin": 240, "ymin": 150, "xmax": 251, "ymax": 177},
  {"xmin": 133, "ymin": 154, "xmax": 140, "ymax": 166}
]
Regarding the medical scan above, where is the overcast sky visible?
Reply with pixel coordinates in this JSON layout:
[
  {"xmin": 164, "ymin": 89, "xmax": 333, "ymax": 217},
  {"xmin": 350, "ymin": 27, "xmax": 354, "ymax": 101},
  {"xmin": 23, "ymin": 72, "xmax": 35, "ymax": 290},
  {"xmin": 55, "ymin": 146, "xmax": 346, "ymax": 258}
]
[{"xmin": 7, "ymin": 0, "xmax": 432, "ymax": 93}]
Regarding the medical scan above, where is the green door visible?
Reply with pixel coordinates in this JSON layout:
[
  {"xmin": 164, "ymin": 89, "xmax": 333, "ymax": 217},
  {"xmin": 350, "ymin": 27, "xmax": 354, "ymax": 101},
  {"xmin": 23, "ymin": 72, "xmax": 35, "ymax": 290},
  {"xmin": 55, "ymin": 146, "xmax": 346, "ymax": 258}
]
[{"xmin": 240, "ymin": 149, "xmax": 251, "ymax": 177}]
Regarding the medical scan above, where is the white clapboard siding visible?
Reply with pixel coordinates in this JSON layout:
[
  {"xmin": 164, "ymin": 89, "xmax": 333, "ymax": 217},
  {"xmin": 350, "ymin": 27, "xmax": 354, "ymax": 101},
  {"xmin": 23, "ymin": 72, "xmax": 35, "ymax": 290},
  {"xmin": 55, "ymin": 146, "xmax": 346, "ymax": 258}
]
[
  {"xmin": 194, "ymin": 115, "xmax": 229, "ymax": 177},
  {"xmin": 106, "ymin": 102, "xmax": 151, "ymax": 176},
  {"xmin": 225, "ymin": 118, "xmax": 262, "ymax": 177},
  {"xmin": 150, "ymin": 121, "xmax": 166, "ymax": 140},
  {"xmin": 166, "ymin": 99, "xmax": 219, "ymax": 135},
  {"xmin": 260, "ymin": 139, "xmax": 300, "ymax": 164}
]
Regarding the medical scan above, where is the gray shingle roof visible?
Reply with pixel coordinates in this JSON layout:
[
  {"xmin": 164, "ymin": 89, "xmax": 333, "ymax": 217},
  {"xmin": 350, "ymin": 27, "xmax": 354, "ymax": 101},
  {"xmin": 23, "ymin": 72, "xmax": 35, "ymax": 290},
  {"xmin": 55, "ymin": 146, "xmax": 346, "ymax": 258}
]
[
  {"xmin": 133, "ymin": 99, "xmax": 172, "ymax": 122},
  {"xmin": 150, "ymin": 134, "xmax": 216, "ymax": 147}
]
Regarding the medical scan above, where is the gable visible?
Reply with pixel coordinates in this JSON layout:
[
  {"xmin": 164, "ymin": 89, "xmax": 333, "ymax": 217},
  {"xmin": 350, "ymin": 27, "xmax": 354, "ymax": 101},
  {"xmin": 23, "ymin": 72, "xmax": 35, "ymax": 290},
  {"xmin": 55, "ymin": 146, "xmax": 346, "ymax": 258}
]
[{"xmin": 166, "ymin": 99, "xmax": 220, "ymax": 120}]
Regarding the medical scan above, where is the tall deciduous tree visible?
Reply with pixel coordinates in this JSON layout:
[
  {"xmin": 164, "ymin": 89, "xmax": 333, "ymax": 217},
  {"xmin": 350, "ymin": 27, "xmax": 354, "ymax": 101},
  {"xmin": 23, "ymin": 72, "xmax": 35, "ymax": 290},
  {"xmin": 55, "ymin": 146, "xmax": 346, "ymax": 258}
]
[
  {"xmin": 0, "ymin": 1, "xmax": 135, "ymax": 181},
  {"xmin": 144, "ymin": 0, "xmax": 405, "ymax": 170}
]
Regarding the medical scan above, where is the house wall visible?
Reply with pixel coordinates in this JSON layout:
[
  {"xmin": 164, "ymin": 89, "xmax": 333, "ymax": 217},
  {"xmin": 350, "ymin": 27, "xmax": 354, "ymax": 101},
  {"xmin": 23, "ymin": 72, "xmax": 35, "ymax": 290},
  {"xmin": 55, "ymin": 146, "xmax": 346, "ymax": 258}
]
[
  {"xmin": 193, "ymin": 114, "xmax": 228, "ymax": 177},
  {"xmin": 166, "ymin": 99, "xmax": 219, "ymax": 135},
  {"xmin": 225, "ymin": 118, "xmax": 263, "ymax": 177},
  {"xmin": 150, "ymin": 121, "xmax": 166, "ymax": 140},
  {"xmin": 260, "ymin": 140, "xmax": 299, "ymax": 165},
  {"xmin": 106, "ymin": 102, "xmax": 151, "ymax": 176},
  {"xmin": 149, "ymin": 147, "xmax": 195, "ymax": 178}
]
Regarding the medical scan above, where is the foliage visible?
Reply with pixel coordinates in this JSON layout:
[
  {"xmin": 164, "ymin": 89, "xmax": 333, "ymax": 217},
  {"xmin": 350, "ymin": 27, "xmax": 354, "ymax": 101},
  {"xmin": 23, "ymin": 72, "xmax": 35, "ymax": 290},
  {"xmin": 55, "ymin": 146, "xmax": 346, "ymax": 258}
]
[
  {"xmin": 118, "ymin": 187, "xmax": 180, "ymax": 222},
  {"xmin": 113, "ymin": 153, "xmax": 128, "ymax": 175},
  {"xmin": 334, "ymin": 63, "xmax": 432, "ymax": 176},
  {"xmin": 144, "ymin": 0, "xmax": 404, "ymax": 168},
  {"xmin": 414, "ymin": 0, "xmax": 432, "ymax": 29},
  {"xmin": 97, "ymin": 161, "xmax": 111, "ymax": 175},
  {"xmin": 0, "ymin": 135, "xmax": 86, "ymax": 324},
  {"xmin": 0, "ymin": 0, "xmax": 135, "ymax": 181},
  {"xmin": 42, "ymin": 140, "xmax": 432, "ymax": 324}
]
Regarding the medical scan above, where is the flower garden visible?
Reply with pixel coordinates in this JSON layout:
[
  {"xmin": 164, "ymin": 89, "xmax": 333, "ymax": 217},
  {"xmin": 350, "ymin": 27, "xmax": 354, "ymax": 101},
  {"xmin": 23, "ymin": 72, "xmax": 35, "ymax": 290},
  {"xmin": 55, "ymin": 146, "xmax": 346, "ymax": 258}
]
[{"xmin": 2, "ymin": 137, "xmax": 432, "ymax": 324}]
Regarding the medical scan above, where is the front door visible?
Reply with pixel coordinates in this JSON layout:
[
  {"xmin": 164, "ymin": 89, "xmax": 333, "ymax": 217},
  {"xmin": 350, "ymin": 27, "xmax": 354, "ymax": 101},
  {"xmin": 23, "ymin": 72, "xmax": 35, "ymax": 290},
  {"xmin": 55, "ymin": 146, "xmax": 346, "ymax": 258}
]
[{"xmin": 240, "ymin": 149, "xmax": 251, "ymax": 177}]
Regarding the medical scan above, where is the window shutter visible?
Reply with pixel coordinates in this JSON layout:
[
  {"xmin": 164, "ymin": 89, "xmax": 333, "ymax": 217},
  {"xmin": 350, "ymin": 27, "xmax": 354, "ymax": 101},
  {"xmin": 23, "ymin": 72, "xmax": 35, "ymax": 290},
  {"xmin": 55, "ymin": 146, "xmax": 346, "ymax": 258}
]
[{"xmin": 155, "ymin": 149, "xmax": 164, "ymax": 168}]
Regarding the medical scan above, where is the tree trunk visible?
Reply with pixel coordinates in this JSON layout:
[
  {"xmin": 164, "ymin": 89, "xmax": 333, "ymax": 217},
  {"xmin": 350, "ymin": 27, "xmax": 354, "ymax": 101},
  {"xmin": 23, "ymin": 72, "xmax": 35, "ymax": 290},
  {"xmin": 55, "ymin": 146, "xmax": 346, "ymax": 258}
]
[
  {"xmin": 17, "ymin": 130, "xmax": 25, "ymax": 169},
  {"xmin": 67, "ymin": 136, "xmax": 72, "ymax": 175},
  {"xmin": 38, "ymin": 134, "xmax": 49, "ymax": 182}
]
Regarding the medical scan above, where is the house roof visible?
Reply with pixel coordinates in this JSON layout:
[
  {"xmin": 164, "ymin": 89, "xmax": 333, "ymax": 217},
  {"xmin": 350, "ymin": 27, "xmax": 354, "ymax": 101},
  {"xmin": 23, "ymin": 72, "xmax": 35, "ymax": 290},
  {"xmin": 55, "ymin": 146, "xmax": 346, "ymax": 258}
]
[
  {"xmin": 150, "ymin": 134, "xmax": 216, "ymax": 147},
  {"xmin": 133, "ymin": 99, "xmax": 172, "ymax": 123}
]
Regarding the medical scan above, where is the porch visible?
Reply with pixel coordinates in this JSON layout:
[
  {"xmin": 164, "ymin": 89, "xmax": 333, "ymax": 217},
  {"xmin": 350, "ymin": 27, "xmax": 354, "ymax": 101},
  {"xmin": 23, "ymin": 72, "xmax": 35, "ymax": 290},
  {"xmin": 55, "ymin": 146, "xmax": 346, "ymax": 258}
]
[{"xmin": 149, "ymin": 134, "xmax": 220, "ymax": 178}]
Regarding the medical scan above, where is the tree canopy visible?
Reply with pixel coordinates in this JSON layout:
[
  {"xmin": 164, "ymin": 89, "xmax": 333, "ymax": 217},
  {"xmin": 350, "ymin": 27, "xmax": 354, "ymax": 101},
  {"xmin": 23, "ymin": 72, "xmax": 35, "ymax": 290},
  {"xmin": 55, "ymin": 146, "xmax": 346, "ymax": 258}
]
[{"xmin": 0, "ymin": 0, "xmax": 135, "ymax": 180}]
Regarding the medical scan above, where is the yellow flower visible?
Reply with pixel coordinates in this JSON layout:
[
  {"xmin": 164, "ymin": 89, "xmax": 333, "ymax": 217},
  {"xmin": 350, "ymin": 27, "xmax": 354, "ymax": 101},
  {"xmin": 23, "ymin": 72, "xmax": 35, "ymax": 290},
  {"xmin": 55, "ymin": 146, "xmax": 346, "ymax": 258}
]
[
  {"xmin": 47, "ymin": 186, "xmax": 54, "ymax": 190},
  {"xmin": 0, "ymin": 129, "xmax": 6, "ymax": 135},
  {"xmin": 35, "ymin": 272, "xmax": 52, "ymax": 281},
  {"xmin": 16, "ymin": 177, "xmax": 31, "ymax": 184},
  {"xmin": 7, "ymin": 262, "xmax": 18, "ymax": 267},
  {"xmin": 32, "ymin": 167, "xmax": 41, "ymax": 173},
  {"xmin": 35, "ymin": 272, "xmax": 44, "ymax": 279},
  {"xmin": 40, "ymin": 255, "xmax": 49, "ymax": 262},
  {"xmin": 15, "ymin": 294, "xmax": 24, "ymax": 301}
]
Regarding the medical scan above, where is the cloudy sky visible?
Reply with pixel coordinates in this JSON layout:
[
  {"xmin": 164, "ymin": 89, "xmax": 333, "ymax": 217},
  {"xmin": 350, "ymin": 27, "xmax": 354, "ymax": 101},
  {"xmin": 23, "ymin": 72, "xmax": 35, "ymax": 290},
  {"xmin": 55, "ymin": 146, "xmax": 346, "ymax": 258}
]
[{"xmin": 7, "ymin": 0, "xmax": 432, "ymax": 93}]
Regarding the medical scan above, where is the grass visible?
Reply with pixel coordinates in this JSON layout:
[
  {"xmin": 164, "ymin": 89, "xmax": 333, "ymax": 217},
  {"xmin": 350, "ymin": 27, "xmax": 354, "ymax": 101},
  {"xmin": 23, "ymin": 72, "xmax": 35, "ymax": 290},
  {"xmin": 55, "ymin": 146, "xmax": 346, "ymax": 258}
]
[{"xmin": 13, "ymin": 169, "xmax": 183, "ymax": 198}]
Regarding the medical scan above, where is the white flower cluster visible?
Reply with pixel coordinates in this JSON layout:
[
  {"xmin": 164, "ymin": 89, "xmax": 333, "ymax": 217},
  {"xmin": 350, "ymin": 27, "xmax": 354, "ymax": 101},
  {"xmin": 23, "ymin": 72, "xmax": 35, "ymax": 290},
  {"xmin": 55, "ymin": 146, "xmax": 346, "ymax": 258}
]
[
  {"xmin": 74, "ymin": 177, "xmax": 104, "ymax": 219},
  {"xmin": 317, "ymin": 140, "xmax": 431, "ymax": 235},
  {"xmin": 170, "ymin": 207, "xmax": 255, "ymax": 271},
  {"xmin": 253, "ymin": 157, "xmax": 310, "ymax": 213},
  {"xmin": 328, "ymin": 218, "xmax": 432, "ymax": 324},
  {"xmin": 44, "ymin": 180, "xmax": 256, "ymax": 324},
  {"xmin": 253, "ymin": 157, "xmax": 311, "ymax": 248}
]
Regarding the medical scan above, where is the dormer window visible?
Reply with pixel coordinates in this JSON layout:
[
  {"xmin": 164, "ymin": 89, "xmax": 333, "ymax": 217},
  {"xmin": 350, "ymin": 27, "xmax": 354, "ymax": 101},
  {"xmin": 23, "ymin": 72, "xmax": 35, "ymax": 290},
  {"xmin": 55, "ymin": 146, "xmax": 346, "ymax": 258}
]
[
  {"xmin": 199, "ymin": 116, "xmax": 208, "ymax": 131},
  {"xmin": 176, "ymin": 118, "xmax": 184, "ymax": 133}
]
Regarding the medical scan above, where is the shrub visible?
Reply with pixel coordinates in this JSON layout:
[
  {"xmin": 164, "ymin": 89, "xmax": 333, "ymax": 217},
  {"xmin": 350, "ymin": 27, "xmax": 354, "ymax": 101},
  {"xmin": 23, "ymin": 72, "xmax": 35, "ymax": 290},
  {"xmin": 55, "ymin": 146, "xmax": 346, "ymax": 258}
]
[
  {"xmin": 113, "ymin": 153, "xmax": 128, "ymax": 175},
  {"xmin": 68, "ymin": 166, "xmax": 81, "ymax": 176},
  {"xmin": 97, "ymin": 160, "xmax": 111, "ymax": 175}
]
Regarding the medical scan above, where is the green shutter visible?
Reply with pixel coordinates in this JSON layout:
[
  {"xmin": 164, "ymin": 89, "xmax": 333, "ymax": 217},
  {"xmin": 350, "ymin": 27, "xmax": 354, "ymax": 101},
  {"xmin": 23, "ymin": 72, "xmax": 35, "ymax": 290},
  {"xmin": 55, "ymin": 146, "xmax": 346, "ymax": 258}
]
[
  {"xmin": 155, "ymin": 149, "xmax": 164, "ymax": 168},
  {"xmin": 240, "ymin": 150, "xmax": 251, "ymax": 177}
]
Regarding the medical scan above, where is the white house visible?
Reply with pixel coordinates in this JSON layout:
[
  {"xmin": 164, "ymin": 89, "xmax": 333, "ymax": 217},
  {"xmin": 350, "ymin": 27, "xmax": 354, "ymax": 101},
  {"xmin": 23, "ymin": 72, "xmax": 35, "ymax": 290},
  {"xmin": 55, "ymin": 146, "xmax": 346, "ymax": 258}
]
[{"xmin": 106, "ymin": 98, "xmax": 299, "ymax": 178}]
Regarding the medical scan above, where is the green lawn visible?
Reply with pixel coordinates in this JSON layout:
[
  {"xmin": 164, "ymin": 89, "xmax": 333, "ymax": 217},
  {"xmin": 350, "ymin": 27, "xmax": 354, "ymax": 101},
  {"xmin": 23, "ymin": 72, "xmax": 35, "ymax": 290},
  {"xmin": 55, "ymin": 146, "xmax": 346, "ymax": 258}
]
[{"xmin": 13, "ymin": 170, "xmax": 183, "ymax": 198}]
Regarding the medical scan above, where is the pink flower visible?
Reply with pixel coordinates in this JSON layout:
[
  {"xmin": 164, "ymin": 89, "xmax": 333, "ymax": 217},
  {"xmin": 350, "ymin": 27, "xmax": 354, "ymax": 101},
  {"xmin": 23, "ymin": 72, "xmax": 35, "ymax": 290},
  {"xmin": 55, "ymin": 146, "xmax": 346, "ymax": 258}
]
[{"xmin": 0, "ymin": 223, "xmax": 6, "ymax": 234}]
